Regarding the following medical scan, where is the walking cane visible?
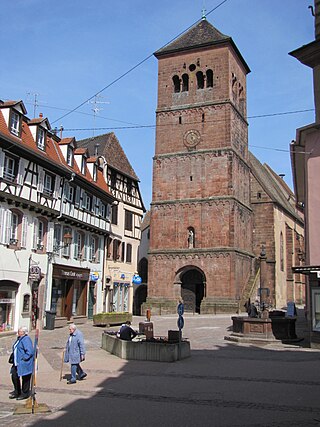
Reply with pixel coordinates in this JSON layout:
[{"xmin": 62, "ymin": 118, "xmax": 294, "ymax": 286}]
[{"xmin": 60, "ymin": 351, "xmax": 65, "ymax": 381}]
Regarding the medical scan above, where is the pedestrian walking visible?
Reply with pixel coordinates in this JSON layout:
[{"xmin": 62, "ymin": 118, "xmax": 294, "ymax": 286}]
[
  {"xmin": 64, "ymin": 323, "xmax": 87, "ymax": 384},
  {"xmin": 9, "ymin": 326, "xmax": 34, "ymax": 400}
]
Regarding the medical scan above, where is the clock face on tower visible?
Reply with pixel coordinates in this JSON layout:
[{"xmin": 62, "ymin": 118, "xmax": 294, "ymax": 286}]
[{"xmin": 183, "ymin": 129, "xmax": 201, "ymax": 149}]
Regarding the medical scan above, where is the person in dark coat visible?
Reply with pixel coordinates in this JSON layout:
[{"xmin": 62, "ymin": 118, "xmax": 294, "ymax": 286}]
[
  {"xmin": 64, "ymin": 324, "xmax": 87, "ymax": 384},
  {"xmin": 118, "ymin": 321, "xmax": 137, "ymax": 341},
  {"xmin": 9, "ymin": 326, "xmax": 34, "ymax": 400}
]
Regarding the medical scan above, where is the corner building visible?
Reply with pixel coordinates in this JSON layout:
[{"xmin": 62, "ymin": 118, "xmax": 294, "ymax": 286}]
[{"xmin": 147, "ymin": 18, "xmax": 254, "ymax": 314}]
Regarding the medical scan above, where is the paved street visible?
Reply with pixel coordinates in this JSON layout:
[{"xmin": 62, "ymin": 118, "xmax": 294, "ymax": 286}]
[{"xmin": 1, "ymin": 312, "xmax": 320, "ymax": 427}]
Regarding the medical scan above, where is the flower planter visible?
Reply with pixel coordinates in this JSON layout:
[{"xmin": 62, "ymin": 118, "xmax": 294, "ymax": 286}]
[{"xmin": 93, "ymin": 312, "xmax": 132, "ymax": 327}]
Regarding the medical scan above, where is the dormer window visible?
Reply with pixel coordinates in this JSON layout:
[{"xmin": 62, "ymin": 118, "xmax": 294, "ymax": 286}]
[
  {"xmin": 10, "ymin": 110, "xmax": 21, "ymax": 136},
  {"xmin": 37, "ymin": 127, "xmax": 46, "ymax": 150},
  {"xmin": 81, "ymin": 157, "xmax": 86, "ymax": 175},
  {"xmin": 93, "ymin": 164, "xmax": 97, "ymax": 181},
  {"xmin": 67, "ymin": 145, "xmax": 74, "ymax": 167}
]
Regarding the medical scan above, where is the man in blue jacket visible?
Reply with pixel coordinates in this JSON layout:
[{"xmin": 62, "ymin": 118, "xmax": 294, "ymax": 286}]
[
  {"xmin": 64, "ymin": 324, "xmax": 87, "ymax": 384},
  {"xmin": 9, "ymin": 326, "xmax": 34, "ymax": 400}
]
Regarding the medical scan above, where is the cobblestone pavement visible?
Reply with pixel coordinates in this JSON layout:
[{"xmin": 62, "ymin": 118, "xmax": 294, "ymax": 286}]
[{"xmin": 1, "ymin": 311, "xmax": 320, "ymax": 427}]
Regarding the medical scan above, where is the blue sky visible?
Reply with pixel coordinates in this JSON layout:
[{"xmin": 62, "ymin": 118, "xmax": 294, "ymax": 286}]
[{"xmin": 0, "ymin": 0, "xmax": 314, "ymax": 208}]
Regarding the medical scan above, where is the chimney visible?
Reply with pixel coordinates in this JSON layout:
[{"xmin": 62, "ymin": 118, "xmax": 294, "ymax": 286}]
[{"xmin": 39, "ymin": 112, "xmax": 43, "ymax": 118}]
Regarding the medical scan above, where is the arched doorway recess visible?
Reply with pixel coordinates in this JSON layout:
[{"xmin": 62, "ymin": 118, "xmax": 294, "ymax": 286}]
[{"xmin": 179, "ymin": 267, "xmax": 205, "ymax": 314}]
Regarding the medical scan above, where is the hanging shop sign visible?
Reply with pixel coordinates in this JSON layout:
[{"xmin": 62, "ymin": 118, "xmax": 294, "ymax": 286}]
[
  {"xmin": 29, "ymin": 266, "xmax": 41, "ymax": 281},
  {"xmin": 90, "ymin": 272, "xmax": 100, "ymax": 282},
  {"xmin": 132, "ymin": 274, "xmax": 142, "ymax": 285}
]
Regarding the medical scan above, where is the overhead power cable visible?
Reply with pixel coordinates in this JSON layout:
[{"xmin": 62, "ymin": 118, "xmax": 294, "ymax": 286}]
[
  {"xmin": 62, "ymin": 108, "xmax": 314, "ymax": 132},
  {"xmin": 51, "ymin": 0, "xmax": 229, "ymax": 124}
]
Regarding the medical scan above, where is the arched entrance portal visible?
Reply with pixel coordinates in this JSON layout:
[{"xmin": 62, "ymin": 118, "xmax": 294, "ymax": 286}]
[
  {"xmin": 181, "ymin": 268, "xmax": 205, "ymax": 314},
  {"xmin": 133, "ymin": 284, "xmax": 147, "ymax": 315}
]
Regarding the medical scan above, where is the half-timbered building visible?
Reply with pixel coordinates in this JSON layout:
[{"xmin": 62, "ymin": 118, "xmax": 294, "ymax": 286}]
[
  {"xmin": 77, "ymin": 133, "xmax": 145, "ymax": 315},
  {"xmin": 0, "ymin": 100, "xmax": 115, "ymax": 332}
]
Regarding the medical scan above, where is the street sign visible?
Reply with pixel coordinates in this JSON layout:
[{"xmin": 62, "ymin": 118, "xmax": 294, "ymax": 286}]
[
  {"xmin": 177, "ymin": 315, "xmax": 184, "ymax": 330},
  {"xmin": 177, "ymin": 303, "xmax": 184, "ymax": 316}
]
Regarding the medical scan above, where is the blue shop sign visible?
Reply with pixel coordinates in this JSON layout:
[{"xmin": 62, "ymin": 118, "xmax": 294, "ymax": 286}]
[
  {"xmin": 90, "ymin": 272, "xmax": 99, "ymax": 282},
  {"xmin": 132, "ymin": 275, "xmax": 142, "ymax": 284}
]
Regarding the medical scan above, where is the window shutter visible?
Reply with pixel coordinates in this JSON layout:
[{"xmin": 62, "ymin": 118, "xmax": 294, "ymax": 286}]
[
  {"xmin": 46, "ymin": 222, "xmax": 54, "ymax": 252},
  {"xmin": 32, "ymin": 218, "xmax": 38, "ymax": 250},
  {"xmin": 96, "ymin": 237, "xmax": 102, "ymax": 263},
  {"xmin": 0, "ymin": 207, "xmax": 6, "ymax": 244},
  {"xmin": 37, "ymin": 167, "xmax": 44, "ymax": 192},
  {"xmin": 21, "ymin": 215, "xmax": 28, "ymax": 248},
  {"xmin": 0, "ymin": 149, "xmax": 4, "ymax": 178},
  {"xmin": 53, "ymin": 176, "xmax": 61, "ymax": 199},
  {"xmin": 4, "ymin": 210, "xmax": 12, "ymax": 245},
  {"xmin": 17, "ymin": 158, "xmax": 26, "ymax": 186}
]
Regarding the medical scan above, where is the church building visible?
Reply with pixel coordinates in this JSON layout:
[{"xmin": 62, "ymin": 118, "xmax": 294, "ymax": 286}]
[{"xmin": 146, "ymin": 17, "xmax": 254, "ymax": 314}]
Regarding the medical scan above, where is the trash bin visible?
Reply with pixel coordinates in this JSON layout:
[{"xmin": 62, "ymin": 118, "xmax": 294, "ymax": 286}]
[{"xmin": 45, "ymin": 310, "xmax": 56, "ymax": 330}]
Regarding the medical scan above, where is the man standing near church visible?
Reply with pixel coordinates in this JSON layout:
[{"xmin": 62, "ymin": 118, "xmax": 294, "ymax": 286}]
[{"xmin": 64, "ymin": 324, "xmax": 87, "ymax": 384}]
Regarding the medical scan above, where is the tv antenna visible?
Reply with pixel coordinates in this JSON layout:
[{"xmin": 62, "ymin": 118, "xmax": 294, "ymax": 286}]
[
  {"xmin": 26, "ymin": 92, "xmax": 47, "ymax": 118},
  {"xmin": 88, "ymin": 95, "xmax": 110, "ymax": 136}
]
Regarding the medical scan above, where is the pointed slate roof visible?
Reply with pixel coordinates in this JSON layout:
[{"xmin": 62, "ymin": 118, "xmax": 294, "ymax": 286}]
[
  {"xmin": 155, "ymin": 19, "xmax": 250, "ymax": 73},
  {"xmin": 77, "ymin": 132, "xmax": 139, "ymax": 181}
]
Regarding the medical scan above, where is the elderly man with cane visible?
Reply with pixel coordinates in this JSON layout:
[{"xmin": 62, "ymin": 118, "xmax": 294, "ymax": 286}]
[{"xmin": 64, "ymin": 323, "xmax": 87, "ymax": 384}]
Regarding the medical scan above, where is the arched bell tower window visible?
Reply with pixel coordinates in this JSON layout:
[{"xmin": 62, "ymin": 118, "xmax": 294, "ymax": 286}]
[
  {"xmin": 172, "ymin": 75, "xmax": 180, "ymax": 93},
  {"xmin": 206, "ymin": 69, "xmax": 213, "ymax": 88},
  {"xmin": 182, "ymin": 74, "xmax": 189, "ymax": 92},
  {"xmin": 196, "ymin": 71, "xmax": 204, "ymax": 89}
]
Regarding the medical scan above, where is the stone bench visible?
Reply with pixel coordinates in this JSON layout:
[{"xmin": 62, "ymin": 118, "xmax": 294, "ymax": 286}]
[{"xmin": 101, "ymin": 333, "xmax": 190, "ymax": 362}]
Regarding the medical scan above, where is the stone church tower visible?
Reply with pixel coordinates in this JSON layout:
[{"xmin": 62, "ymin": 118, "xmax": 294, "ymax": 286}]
[{"xmin": 146, "ymin": 17, "xmax": 254, "ymax": 314}]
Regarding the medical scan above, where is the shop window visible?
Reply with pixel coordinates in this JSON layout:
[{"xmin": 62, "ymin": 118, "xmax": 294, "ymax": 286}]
[
  {"xmin": 113, "ymin": 282, "xmax": 129, "ymax": 312},
  {"xmin": 312, "ymin": 288, "xmax": 320, "ymax": 332},
  {"xmin": 22, "ymin": 294, "xmax": 30, "ymax": 313},
  {"xmin": 182, "ymin": 74, "xmax": 189, "ymax": 92},
  {"xmin": 72, "ymin": 281, "xmax": 87, "ymax": 316},
  {"xmin": 0, "ymin": 285, "xmax": 17, "ymax": 332}
]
